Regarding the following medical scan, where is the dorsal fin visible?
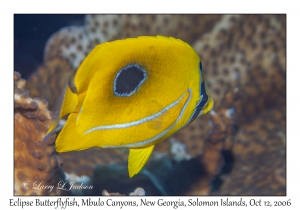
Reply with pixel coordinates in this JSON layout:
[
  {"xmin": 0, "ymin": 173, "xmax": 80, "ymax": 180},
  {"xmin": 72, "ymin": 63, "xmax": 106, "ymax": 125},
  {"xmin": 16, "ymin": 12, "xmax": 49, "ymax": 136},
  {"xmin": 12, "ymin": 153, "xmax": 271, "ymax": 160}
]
[
  {"xmin": 60, "ymin": 82, "xmax": 78, "ymax": 119},
  {"xmin": 42, "ymin": 79, "xmax": 78, "ymax": 145}
]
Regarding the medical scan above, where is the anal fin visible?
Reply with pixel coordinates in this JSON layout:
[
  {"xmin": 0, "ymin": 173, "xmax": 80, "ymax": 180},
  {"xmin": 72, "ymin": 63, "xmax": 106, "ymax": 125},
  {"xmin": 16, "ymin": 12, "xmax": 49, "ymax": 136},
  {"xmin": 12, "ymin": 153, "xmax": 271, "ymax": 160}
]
[{"xmin": 128, "ymin": 145, "xmax": 155, "ymax": 178}]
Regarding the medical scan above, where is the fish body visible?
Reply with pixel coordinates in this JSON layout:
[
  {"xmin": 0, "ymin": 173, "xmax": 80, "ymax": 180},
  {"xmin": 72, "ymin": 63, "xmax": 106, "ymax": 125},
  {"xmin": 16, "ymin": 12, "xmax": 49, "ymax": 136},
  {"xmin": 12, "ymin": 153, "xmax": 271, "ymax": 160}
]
[{"xmin": 45, "ymin": 36, "xmax": 213, "ymax": 177}]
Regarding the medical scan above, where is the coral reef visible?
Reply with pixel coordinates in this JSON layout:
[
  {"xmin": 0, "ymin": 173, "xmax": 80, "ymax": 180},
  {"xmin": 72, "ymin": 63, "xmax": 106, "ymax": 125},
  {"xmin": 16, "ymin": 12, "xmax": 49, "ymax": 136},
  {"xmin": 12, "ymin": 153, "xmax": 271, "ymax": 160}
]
[
  {"xmin": 185, "ymin": 89, "xmax": 239, "ymax": 195},
  {"xmin": 192, "ymin": 14, "xmax": 286, "ymax": 195},
  {"xmin": 193, "ymin": 14, "xmax": 286, "ymax": 114},
  {"xmin": 158, "ymin": 14, "xmax": 286, "ymax": 195},
  {"xmin": 168, "ymin": 138, "xmax": 192, "ymax": 162},
  {"xmin": 26, "ymin": 58, "xmax": 74, "ymax": 109},
  {"xmin": 45, "ymin": 15, "xmax": 221, "ymax": 68},
  {"xmin": 22, "ymin": 14, "xmax": 286, "ymax": 195},
  {"xmin": 26, "ymin": 15, "xmax": 222, "ymax": 109},
  {"xmin": 14, "ymin": 71, "xmax": 71, "ymax": 195},
  {"xmin": 212, "ymin": 105, "xmax": 286, "ymax": 195},
  {"xmin": 155, "ymin": 114, "xmax": 211, "ymax": 157}
]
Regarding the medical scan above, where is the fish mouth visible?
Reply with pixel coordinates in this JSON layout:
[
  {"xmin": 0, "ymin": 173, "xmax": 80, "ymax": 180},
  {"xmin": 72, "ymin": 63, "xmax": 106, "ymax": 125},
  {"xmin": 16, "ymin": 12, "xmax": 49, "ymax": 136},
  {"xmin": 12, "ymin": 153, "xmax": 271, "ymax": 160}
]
[{"xmin": 84, "ymin": 89, "xmax": 192, "ymax": 147}]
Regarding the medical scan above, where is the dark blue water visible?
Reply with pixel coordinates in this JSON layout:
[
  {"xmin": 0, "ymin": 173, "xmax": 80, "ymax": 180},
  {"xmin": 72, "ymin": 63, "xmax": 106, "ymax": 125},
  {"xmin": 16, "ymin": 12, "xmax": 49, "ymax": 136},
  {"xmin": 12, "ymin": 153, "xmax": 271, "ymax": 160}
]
[{"xmin": 14, "ymin": 14, "xmax": 85, "ymax": 79}]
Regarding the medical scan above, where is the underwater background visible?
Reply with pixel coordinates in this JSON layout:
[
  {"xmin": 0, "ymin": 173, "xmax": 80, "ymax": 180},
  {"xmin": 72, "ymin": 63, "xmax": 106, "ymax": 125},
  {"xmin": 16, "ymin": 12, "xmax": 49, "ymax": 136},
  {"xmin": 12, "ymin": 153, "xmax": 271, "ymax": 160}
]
[
  {"xmin": 14, "ymin": 14, "xmax": 286, "ymax": 196},
  {"xmin": 14, "ymin": 14, "xmax": 85, "ymax": 78}
]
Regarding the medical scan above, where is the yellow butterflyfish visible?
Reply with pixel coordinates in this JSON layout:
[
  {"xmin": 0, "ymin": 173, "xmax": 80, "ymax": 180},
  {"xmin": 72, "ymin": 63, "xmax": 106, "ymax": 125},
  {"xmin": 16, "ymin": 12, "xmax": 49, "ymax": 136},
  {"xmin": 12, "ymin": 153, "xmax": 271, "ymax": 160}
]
[{"xmin": 44, "ymin": 36, "xmax": 214, "ymax": 178}]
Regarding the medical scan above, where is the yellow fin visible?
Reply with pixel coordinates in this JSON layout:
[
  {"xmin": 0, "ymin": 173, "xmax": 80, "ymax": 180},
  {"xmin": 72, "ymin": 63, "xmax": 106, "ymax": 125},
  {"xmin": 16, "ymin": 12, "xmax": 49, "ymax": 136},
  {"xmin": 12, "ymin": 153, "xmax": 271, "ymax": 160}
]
[
  {"xmin": 60, "ymin": 83, "xmax": 78, "ymax": 119},
  {"xmin": 128, "ymin": 145, "xmax": 155, "ymax": 178},
  {"xmin": 145, "ymin": 100, "xmax": 169, "ymax": 130},
  {"xmin": 42, "ymin": 79, "xmax": 68, "ymax": 145},
  {"xmin": 42, "ymin": 117, "xmax": 60, "ymax": 145},
  {"xmin": 42, "ymin": 79, "xmax": 77, "ymax": 145},
  {"xmin": 202, "ymin": 97, "xmax": 214, "ymax": 115},
  {"xmin": 55, "ymin": 113, "xmax": 86, "ymax": 152}
]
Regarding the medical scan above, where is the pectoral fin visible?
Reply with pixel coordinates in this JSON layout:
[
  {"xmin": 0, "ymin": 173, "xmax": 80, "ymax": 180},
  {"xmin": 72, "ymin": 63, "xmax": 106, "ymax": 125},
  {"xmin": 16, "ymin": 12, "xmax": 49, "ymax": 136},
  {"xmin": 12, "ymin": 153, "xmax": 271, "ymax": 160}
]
[
  {"xmin": 145, "ymin": 100, "xmax": 178, "ymax": 130},
  {"xmin": 128, "ymin": 145, "xmax": 155, "ymax": 178}
]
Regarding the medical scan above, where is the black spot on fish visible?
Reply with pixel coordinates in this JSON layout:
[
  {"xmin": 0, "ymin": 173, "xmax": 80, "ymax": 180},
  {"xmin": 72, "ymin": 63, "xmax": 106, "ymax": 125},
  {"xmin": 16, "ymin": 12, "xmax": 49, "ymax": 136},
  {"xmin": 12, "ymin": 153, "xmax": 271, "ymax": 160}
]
[{"xmin": 114, "ymin": 64, "xmax": 146, "ymax": 97}]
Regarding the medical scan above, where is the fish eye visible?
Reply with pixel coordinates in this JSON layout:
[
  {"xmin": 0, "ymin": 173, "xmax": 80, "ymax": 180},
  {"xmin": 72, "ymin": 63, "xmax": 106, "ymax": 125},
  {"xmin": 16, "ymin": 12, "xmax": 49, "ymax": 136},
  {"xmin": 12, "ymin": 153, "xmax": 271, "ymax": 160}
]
[{"xmin": 114, "ymin": 64, "xmax": 147, "ymax": 97}]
